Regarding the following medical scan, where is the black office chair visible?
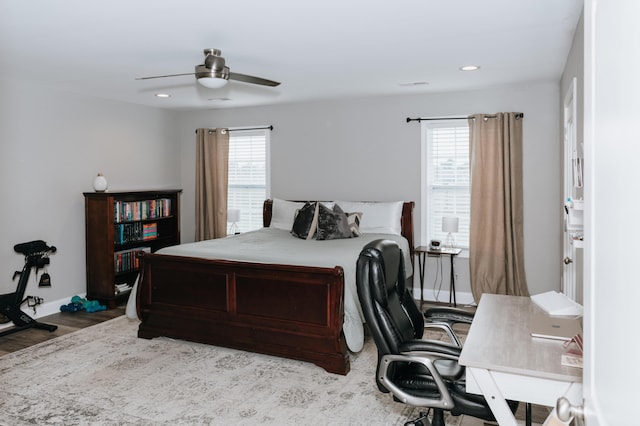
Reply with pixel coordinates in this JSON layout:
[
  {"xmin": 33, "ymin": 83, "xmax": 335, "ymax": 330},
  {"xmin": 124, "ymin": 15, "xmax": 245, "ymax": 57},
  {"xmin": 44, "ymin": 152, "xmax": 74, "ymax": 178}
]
[{"xmin": 356, "ymin": 239, "xmax": 518, "ymax": 426}]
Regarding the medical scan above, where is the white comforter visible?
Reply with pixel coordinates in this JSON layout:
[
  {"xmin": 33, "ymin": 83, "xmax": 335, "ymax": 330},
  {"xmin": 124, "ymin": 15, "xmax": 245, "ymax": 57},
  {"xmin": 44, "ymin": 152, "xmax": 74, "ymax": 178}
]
[{"xmin": 153, "ymin": 228, "xmax": 413, "ymax": 352}]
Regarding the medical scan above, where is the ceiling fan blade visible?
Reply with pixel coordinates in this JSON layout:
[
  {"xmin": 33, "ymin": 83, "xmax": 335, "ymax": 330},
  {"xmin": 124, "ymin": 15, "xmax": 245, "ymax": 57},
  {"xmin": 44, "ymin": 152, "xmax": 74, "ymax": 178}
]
[
  {"xmin": 228, "ymin": 72, "xmax": 280, "ymax": 87},
  {"xmin": 135, "ymin": 73, "xmax": 194, "ymax": 80}
]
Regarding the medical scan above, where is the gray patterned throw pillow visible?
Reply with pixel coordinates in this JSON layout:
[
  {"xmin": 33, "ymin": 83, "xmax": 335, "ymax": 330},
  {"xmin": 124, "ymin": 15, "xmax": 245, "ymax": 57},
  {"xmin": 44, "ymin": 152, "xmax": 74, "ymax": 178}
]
[{"xmin": 316, "ymin": 203, "xmax": 353, "ymax": 240}]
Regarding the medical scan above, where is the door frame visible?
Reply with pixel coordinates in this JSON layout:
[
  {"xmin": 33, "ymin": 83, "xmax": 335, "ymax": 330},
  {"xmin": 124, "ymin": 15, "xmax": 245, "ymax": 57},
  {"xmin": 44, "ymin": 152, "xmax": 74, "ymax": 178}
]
[{"xmin": 562, "ymin": 77, "xmax": 578, "ymax": 302}]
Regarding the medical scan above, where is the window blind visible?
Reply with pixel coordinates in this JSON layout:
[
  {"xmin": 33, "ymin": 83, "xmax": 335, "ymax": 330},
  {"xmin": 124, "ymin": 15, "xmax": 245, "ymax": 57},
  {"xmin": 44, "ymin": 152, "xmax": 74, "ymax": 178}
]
[
  {"xmin": 423, "ymin": 121, "xmax": 470, "ymax": 248},
  {"xmin": 227, "ymin": 130, "xmax": 269, "ymax": 233}
]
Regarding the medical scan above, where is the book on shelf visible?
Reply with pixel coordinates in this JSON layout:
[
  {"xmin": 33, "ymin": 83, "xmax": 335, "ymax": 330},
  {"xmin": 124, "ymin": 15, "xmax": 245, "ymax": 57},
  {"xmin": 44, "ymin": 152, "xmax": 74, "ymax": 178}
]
[
  {"xmin": 114, "ymin": 247, "xmax": 151, "ymax": 273},
  {"xmin": 114, "ymin": 198, "xmax": 172, "ymax": 223},
  {"xmin": 115, "ymin": 222, "xmax": 158, "ymax": 244}
]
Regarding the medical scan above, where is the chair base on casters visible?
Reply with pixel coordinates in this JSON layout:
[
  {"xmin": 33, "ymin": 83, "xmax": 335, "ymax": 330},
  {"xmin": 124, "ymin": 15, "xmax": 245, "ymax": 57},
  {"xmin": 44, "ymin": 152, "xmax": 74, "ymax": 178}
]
[{"xmin": 404, "ymin": 409, "xmax": 445, "ymax": 426}]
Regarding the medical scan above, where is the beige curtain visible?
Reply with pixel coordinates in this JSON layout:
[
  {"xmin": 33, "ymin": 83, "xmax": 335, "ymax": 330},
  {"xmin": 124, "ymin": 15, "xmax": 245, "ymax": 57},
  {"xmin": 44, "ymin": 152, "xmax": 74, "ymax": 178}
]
[
  {"xmin": 468, "ymin": 112, "xmax": 529, "ymax": 302},
  {"xmin": 195, "ymin": 128, "xmax": 229, "ymax": 241}
]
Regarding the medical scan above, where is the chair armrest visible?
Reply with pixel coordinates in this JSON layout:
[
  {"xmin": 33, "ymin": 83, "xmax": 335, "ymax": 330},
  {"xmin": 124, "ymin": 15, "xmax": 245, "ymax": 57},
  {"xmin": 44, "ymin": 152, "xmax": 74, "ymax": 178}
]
[
  {"xmin": 399, "ymin": 339, "xmax": 464, "ymax": 380},
  {"xmin": 399, "ymin": 339, "xmax": 461, "ymax": 357},
  {"xmin": 379, "ymin": 351, "xmax": 456, "ymax": 410},
  {"xmin": 424, "ymin": 307, "xmax": 474, "ymax": 325}
]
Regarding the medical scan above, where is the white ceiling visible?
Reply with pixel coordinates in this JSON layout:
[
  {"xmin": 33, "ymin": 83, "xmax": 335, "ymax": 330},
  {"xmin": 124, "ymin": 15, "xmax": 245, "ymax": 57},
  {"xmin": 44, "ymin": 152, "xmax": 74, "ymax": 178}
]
[{"xmin": 0, "ymin": 0, "xmax": 583, "ymax": 111}]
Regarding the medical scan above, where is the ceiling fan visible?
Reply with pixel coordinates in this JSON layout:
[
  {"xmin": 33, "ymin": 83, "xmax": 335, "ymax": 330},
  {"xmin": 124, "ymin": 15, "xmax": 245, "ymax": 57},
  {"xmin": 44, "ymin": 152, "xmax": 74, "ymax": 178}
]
[{"xmin": 136, "ymin": 48, "xmax": 280, "ymax": 89}]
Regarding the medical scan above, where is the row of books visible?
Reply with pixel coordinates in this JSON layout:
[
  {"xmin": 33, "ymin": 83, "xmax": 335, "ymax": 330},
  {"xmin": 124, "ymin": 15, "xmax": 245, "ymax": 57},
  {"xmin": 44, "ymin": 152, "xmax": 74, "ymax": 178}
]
[
  {"xmin": 114, "ymin": 247, "xmax": 150, "ymax": 273},
  {"xmin": 114, "ymin": 222, "xmax": 158, "ymax": 245},
  {"xmin": 114, "ymin": 198, "xmax": 172, "ymax": 223}
]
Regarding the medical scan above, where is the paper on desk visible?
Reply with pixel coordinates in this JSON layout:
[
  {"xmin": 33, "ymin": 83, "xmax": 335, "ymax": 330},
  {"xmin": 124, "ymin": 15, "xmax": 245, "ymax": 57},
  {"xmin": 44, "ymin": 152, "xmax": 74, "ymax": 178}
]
[
  {"xmin": 561, "ymin": 353, "xmax": 583, "ymax": 368},
  {"xmin": 531, "ymin": 291, "xmax": 583, "ymax": 316}
]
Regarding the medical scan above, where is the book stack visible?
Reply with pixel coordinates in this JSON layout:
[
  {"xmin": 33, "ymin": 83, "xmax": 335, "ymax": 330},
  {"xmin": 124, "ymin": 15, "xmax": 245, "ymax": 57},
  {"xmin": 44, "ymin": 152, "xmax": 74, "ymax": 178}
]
[{"xmin": 143, "ymin": 223, "xmax": 158, "ymax": 241}]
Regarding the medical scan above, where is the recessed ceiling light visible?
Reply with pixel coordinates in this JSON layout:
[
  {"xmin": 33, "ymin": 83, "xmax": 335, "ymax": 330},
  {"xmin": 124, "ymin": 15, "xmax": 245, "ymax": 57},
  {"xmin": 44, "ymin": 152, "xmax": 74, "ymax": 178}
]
[
  {"xmin": 399, "ymin": 81, "xmax": 429, "ymax": 87},
  {"xmin": 460, "ymin": 65, "xmax": 480, "ymax": 71},
  {"xmin": 155, "ymin": 93, "xmax": 171, "ymax": 98}
]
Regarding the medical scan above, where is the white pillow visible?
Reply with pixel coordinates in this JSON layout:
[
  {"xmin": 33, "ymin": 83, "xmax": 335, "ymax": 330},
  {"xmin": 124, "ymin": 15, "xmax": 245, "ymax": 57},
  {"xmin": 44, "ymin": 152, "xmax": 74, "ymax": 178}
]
[
  {"xmin": 270, "ymin": 198, "xmax": 305, "ymax": 230},
  {"xmin": 333, "ymin": 201, "xmax": 404, "ymax": 235}
]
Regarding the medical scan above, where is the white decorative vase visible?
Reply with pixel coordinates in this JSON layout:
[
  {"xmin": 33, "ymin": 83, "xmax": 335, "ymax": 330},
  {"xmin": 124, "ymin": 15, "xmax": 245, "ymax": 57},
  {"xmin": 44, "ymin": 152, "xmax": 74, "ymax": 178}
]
[{"xmin": 93, "ymin": 173, "xmax": 108, "ymax": 192}]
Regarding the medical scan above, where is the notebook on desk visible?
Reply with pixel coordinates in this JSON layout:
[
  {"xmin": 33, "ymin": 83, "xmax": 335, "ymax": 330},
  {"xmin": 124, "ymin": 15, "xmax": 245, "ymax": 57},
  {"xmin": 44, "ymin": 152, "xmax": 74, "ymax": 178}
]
[
  {"xmin": 531, "ymin": 291, "xmax": 583, "ymax": 316},
  {"xmin": 531, "ymin": 314, "xmax": 582, "ymax": 341}
]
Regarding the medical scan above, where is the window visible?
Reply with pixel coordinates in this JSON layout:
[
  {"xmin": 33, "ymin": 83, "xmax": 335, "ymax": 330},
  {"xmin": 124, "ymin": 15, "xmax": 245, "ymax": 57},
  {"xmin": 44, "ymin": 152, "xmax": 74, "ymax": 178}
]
[
  {"xmin": 421, "ymin": 120, "xmax": 470, "ymax": 249},
  {"xmin": 227, "ymin": 129, "xmax": 270, "ymax": 233}
]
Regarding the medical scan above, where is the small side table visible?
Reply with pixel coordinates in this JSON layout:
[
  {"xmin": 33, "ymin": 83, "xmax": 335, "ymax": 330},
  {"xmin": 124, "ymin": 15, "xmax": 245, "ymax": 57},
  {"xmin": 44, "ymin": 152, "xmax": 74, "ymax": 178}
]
[{"xmin": 414, "ymin": 246, "xmax": 463, "ymax": 308}]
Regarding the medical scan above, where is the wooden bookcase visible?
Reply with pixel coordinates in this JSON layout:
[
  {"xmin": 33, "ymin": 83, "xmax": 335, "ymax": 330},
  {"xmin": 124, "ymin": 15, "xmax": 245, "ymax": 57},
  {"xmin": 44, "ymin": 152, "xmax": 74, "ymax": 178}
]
[{"xmin": 84, "ymin": 190, "xmax": 182, "ymax": 308}]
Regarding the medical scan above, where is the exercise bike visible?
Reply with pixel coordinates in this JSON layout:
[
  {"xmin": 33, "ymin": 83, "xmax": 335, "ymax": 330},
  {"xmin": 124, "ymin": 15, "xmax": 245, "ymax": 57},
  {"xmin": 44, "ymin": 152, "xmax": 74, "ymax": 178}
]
[{"xmin": 0, "ymin": 240, "xmax": 58, "ymax": 338}]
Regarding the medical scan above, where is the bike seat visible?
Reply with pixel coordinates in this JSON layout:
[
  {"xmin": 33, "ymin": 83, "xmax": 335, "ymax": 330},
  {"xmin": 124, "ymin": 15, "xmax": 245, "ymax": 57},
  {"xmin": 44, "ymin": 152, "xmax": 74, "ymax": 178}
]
[{"xmin": 14, "ymin": 240, "xmax": 51, "ymax": 256}]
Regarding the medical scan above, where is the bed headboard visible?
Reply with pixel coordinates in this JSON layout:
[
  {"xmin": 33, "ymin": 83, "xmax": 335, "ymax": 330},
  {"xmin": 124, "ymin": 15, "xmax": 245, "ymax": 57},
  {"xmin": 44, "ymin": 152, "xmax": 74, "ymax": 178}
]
[{"xmin": 262, "ymin": 200, "xmax": 415, "ymax": 257}]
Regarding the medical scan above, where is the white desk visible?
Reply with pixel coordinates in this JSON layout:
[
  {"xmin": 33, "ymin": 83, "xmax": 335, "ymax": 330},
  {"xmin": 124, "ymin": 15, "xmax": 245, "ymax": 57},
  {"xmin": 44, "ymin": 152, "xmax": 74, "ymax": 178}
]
[{"xmin": 458, "ymin": 294, "xmax": 582, "ymax": 426}]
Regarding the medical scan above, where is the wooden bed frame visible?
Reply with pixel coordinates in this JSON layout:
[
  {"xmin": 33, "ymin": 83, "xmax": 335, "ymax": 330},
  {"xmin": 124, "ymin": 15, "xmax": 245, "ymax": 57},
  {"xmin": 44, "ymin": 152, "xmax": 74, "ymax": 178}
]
[{"xmin": 137, "ymin": 200, "xmax": 414, "ymax": 375}]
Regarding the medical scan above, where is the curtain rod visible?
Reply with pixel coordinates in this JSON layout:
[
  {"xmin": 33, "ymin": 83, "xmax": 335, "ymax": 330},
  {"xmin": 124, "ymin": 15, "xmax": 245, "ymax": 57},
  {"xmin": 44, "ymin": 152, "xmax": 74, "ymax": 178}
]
[
  {"xmin": 406, "ymin": 113, "xmax": 523, "ymax": 123},
  {"xmin": 406, "ymin": 117, "xmax": 466, "ymax": 122},
  {"xmin": 195, "ymin": 125, "xmax": 273, "ymax": 134}
]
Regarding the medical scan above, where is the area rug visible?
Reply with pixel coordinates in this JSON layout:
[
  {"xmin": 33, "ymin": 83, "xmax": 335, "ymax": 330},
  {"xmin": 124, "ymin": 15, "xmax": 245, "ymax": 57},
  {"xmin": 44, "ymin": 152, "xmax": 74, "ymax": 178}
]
[{"xmin": 0, "ymin": 316, "xmax": 463, "ymax": 426}]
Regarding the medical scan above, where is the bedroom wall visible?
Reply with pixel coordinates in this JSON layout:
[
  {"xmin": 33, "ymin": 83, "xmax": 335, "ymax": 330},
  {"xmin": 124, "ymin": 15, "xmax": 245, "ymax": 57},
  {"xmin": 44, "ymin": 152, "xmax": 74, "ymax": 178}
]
[
  {"xmin": 0, "ymin": 80, "xmax": 180, "ymax": 315},
  {"xmin": 0, "ymin": 78, "xmax": 562, "ymax": 317},
  {"xmin": 174, "ymin": 81, "xmax": 562, "ymax": 303}
]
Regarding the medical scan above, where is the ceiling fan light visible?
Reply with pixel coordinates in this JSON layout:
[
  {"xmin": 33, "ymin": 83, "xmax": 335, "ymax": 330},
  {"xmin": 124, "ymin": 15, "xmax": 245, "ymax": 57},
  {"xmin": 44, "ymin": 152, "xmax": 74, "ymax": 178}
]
[{"xmin": 197, "ymin": 76, "xmax": 228, "ymax": 89}]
